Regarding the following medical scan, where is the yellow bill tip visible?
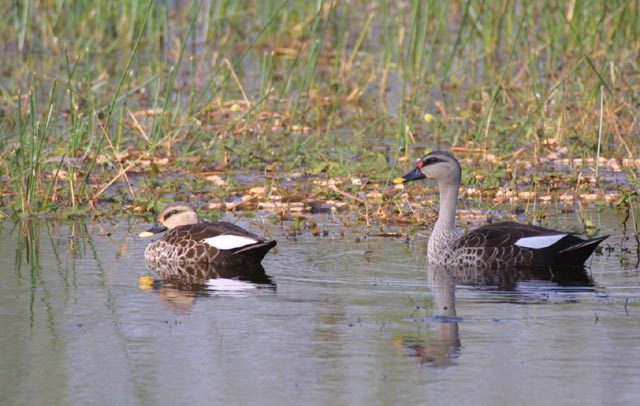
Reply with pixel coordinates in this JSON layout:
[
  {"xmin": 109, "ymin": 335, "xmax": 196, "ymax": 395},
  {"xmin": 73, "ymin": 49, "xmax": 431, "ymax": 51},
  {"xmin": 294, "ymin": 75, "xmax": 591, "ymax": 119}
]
[
  {"xmin": 138, "ymin": 231, "xmax": 155, "ymax": 238},
  {"xmin": 392, "ymin": 177, "xmax": 406, "ymax": 184}
]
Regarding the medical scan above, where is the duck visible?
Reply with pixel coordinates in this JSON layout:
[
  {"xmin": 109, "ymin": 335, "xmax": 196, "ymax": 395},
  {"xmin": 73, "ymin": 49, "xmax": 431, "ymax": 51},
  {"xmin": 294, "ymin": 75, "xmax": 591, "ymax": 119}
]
[
  {"xmin": 139, "ymin": 203, "xmax": 276, "ymax": 266},
  {"xmin": 395, "ymin": 151, "xmax": 608, "ymax": 269}
]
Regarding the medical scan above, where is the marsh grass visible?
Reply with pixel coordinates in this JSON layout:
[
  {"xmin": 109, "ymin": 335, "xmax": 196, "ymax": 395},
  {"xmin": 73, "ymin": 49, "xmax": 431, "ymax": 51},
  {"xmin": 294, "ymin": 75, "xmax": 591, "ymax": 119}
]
[{"xmin": 1, "ymin": 0, "xmax": 639, "ymax": 221}]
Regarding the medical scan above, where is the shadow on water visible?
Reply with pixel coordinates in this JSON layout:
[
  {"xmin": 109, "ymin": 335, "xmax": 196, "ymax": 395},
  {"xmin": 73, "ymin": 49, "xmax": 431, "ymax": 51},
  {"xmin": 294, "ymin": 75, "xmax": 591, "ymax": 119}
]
[{"xmin": 403, "ymin": 263, "xmax": 595, "ymax": 367}]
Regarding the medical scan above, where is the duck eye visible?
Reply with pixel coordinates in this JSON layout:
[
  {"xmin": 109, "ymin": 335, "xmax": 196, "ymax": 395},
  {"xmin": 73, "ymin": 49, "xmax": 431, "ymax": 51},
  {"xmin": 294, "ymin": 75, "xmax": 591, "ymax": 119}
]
[
  {"xmin": 164, "ymin": 209, "xmax": 179, "ymax": 220},
  {"xmin": 424, "ymin": 157, "xmax": 441, "ymax": 166}
]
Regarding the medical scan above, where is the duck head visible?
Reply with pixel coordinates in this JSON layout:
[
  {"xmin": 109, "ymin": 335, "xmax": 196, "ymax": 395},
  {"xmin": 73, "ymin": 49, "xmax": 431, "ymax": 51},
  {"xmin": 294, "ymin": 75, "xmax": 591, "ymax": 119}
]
[
  {"xmin": 139, "ymin": 203, "xmax": 200, "ymax": 237},
  {"xmin": 395, "ymin": 151, "xmax": 461, "ymax": 186}
]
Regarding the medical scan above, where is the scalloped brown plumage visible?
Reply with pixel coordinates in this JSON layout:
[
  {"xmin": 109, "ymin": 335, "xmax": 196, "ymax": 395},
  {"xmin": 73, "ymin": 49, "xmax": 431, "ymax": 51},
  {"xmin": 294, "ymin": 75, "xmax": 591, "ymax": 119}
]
[{"xmin": 140, "ymin": 203, "xmax": 276, "ymax": 266}]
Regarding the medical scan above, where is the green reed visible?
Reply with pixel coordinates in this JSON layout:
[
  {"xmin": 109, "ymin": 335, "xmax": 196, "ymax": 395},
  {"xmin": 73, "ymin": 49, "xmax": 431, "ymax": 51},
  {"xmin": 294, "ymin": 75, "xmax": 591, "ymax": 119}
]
[
  {"xmin": 14, "ymin": 78, "xmax": 56, "ymax": 214},
  {"xmin": 1, "ymin": 0, "xmax": 639, "ymax": 216}
]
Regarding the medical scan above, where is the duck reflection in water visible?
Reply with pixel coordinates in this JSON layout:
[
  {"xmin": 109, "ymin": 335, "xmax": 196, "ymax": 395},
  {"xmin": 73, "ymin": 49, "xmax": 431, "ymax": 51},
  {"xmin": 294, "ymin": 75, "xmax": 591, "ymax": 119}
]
[
  {"xmin": 146, "ymin": 258, "xmax": 274, "ymax": 290},
  {"xmin": 401, "ymin": 264, "xmax": 594, "ymax": 367},
  {"xmin": 140, "ymin": 260, "xmax": 276, "ymax": 312}
]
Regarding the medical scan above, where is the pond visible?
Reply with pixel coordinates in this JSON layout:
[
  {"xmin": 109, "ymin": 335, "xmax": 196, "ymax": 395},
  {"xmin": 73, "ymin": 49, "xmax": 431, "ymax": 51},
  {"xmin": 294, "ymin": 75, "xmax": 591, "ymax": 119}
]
[{"xmin": 1, "ymin": 207, "xmax": 639, "ymax": 405}]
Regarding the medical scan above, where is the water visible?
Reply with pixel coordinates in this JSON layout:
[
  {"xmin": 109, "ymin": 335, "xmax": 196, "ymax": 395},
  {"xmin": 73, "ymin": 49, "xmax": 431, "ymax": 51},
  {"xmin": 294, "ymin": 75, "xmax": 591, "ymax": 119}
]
[{"xmin": 1, "ymin": 209, "xmax": 639, "ymax": 405}]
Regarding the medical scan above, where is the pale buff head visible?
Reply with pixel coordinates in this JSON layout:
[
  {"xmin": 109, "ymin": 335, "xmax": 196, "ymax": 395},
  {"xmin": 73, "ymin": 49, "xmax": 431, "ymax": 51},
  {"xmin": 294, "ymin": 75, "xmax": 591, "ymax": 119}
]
[
  {"xmin": 139, "ymin": 203, "xmax": 200, "ymax": 237},
  {"xmin": 156, "ymin": 203, "xmax": 200, "ymax": 228}
]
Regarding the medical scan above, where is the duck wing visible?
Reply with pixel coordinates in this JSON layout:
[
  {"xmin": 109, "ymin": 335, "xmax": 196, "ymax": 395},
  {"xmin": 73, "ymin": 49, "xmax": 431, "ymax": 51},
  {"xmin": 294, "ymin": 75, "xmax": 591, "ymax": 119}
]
[
  {"xmin": 192, "ymin": 222, "xmax": 277, "ymax": 257},
  {"xmin": 161, "ymin": 222, "xmax": 276, "ymax": 263},
  {"xmin": 171, "ymin": 222, "xmax": 263, "ymax": 241},
  {"xmin": 452, "ymin": 221, "xmax": 607, "ymax": 267},
  {"xmin": 162, "ymin": 222, "xmax": 274, "ymax": 253},
  {"xmin": 452, "ymin": 221, "xmax": 570, "ymax": 249}
]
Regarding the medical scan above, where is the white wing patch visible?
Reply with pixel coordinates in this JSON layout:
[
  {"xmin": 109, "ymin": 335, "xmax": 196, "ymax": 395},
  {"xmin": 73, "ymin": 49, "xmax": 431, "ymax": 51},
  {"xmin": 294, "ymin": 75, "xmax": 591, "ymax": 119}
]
[
  {"xmin": 202, "ymin": 235, "xmax": 258, "ymax": 250},
  {"xmin": 515, "ymin": 234, "xmax": 567, "ymax": 249}
]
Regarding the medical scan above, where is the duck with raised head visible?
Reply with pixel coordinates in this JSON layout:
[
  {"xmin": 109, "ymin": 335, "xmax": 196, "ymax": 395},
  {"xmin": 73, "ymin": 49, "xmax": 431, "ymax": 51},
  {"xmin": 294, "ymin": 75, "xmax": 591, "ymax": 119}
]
[
  {"xmin": 139, "ymin": 203, "xmax": 276, "ymax": 266},
  {"xmin": 395, "ymin": 151, "xmax": 607, "ymax": 269}
]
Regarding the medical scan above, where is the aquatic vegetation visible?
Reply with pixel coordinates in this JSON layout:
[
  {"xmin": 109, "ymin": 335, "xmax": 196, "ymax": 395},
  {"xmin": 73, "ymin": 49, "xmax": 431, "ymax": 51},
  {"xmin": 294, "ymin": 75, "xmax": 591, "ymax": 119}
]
[{"xmin": 0, "ymin": 0, "xmax": 638, "ymax": 223}]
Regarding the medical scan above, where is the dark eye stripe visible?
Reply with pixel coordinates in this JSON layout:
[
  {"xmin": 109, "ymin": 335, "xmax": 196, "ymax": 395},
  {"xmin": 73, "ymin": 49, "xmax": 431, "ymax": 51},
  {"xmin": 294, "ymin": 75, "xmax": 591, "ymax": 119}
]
[
  {"xmin": 423, "ymin": 157, "xmax": 445, "ymax": 166},
  {"xmin": 164, "ymin": 209, "xmax": 180, "ymax": 220}
]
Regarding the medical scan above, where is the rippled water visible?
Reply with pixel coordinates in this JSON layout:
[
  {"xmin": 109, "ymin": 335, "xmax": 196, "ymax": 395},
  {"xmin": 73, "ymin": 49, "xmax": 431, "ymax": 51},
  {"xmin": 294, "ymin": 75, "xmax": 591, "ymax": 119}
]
[{"xmin": 1, "ymin": 208, "xmax": 639, "ymax": 405}]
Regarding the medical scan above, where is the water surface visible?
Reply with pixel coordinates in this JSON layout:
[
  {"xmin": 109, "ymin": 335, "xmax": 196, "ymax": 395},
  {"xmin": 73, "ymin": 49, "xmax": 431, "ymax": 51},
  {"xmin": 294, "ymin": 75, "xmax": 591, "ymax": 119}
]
[{"xmin": 1, "ymin": 209, "xmax": 639, "ymax": 405}]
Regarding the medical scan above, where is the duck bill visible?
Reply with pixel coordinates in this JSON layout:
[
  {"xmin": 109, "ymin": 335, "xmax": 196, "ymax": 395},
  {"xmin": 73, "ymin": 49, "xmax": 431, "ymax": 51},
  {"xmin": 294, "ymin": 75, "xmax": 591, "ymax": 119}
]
[
  {"xmin": 393, "ymin": 168, "xmax": 426, "ymax": 184},
  {"xmin": 138, "ymin": 222, "xmax": 168, "ymax": 238}
]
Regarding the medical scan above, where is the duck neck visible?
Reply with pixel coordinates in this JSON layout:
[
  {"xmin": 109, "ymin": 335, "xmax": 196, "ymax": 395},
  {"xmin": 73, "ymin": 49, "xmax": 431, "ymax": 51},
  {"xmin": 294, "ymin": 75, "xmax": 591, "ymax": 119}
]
[{"xmin": 434, "ymin": 181, "xmax": 459, "ymax": 232}]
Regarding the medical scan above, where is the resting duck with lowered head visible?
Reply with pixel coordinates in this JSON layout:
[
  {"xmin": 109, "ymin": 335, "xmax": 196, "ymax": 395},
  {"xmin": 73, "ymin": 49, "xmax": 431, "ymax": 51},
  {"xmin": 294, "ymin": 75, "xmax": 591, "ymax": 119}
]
[
  {"xmin": 395, "ymin": 151, "xmax": 607, "ymax": 269},
  {"xmin": 139, "ymin": 203, "xmax": 276, "ymax": 266}
]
